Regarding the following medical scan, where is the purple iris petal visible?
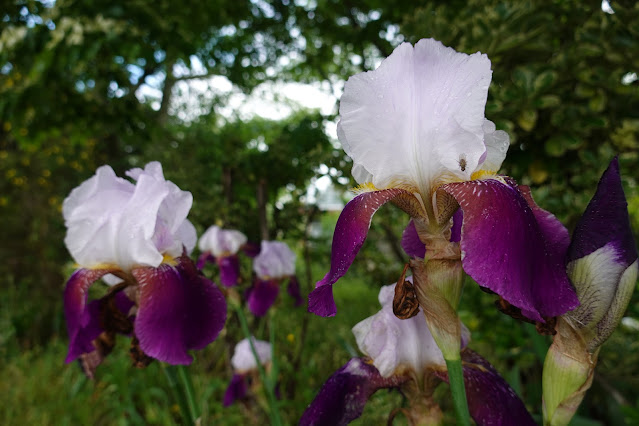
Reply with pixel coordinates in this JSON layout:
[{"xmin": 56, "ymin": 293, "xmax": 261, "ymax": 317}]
[
  {"xmin": 64, "ymin": 268, "xmax": 117, "ymax": 362},
  {"xmin": 247, "ymin": 279, "xmax": 280, "ymax": 317},
  {"xmin": 196, "ymin": 252, "xmax": 216, "ymax": 270},
  {"xmin": 309, "ymin": 188, "xmax": 407, "ymax": 317},
  {"xmin": 287, "ymin": 276, "xmax": 303, "ymax": 307},
  {"xmin": 132, "ymin": 256, "xmax": 227, "ymax": 365},
  {"xmin": 450, "ymin": 209, "xmax": 462, "ymax": 243},
  {"xmin": 442, "ymin": 179, "xmax": 579, "ymax": 321},
  {"xmin": 401, "ymin": 211, "xmax": 463, "ymax": 258},
  {"xmin": 401, "ymin": 220, "xmax": 427, "ymax": 258},
  {"xmin": 300, "ymin": 357, "xmax": 408, "ymax": 426},
  {"xmin": 223, "ymin": 374, "xmax": 248, "ymax": 407},
  {"xmin": 65, "ymin": 292, "xmax": 135, "ymax": 363},
  {"xmin": 435, "ymin": 350, "xmax": 536, "ymax": 426},
  {"xmin": 568, "ymin": 158, "xmax": 637, "ymax": 265},
  {"xmin": 242, "ymin": 241, "xmax": 261, "ymax": 258},
  {"xmin": 218, "ymin": 255, "xmax": 241, "ymax": 287}
]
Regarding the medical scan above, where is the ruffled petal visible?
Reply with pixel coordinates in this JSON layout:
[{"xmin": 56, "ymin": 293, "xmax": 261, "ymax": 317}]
[
  {"xmin": 309, "ymin": 188, "xmax": 408, "ymax": 317},
  {"xmin": 476, "ymin": 120, "xmax": 510, "ymax": 173},
  {"xmin": 442, "ymin": 179, "xmax": 579, "ymax": 321},
  {"xmin": 338, "ymin": 39, "xmax": 491, "ymax": 192},
  {"xmin": 198, "ymin": 226, "xmax": 248, "ymax": 257},
  {"xmin": 300, "ymin": 357, "xmax": 408, "ymax": 426},
  {"xmin": 231, "ymin": 337, "xmax": 272, "ymax": 372},
  {"xmin": 223, "ymin": 374, "xmax": 248, "ymax": 407},
  {"xmin": 434, "ymin": 350, "xmax": 536, "ymax": 426},
  {"xmin": 246, "ymin": 279, "xmax": 280, "ymax": 317},
  {"xmin": 132, "ymin": 256, "xmax": 227, "ymax": 364},
  {"xmin": 253, "ymin": 241, "xmax": 296, "ymax": 279},
  {"xmin": 218, "ymin": 255, "xmax": 241, "ymax": 287},
  {"xmin": 64, "ymin": 267, "xmax": 118, "ymax": 362}
]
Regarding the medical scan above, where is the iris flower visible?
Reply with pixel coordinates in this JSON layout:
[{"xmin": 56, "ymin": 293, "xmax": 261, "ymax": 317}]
[
  {"xmin": 223, "ymin": 337, "xmax": 272, "ymax": 407},
  {"xmin": 197, "ymin": 225, "xmax": 248, "ymax": 287},
  {"xmin": 63, "ymin": 162, "xmax": 226, "ymax": 375},
  {"xmin": 247, "ymin": 241, "xmax": 301, "ymax": 316},
  {"xmin": 308, "ymin": 38, "xmax": 578, "ymax": 323},
  {"xmin": 301, "ymin": 281, "xmax": 535, "ymax": 425}
]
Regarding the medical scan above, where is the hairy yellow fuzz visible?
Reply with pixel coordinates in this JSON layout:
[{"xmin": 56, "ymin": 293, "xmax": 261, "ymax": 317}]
[{"xmin": 351, "ymin": 182, "xmax": 379, "ymax": 195}]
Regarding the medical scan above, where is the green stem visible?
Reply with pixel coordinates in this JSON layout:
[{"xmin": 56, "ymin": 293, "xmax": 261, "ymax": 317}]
[
  {"xmin": 177, "ymin": 365, "xmax": 199, "ymax": 421},
  {"xmin": 445, "ymin": 357, "xmax": 471, "ymax": 426},
  {"xmin": 163, "ymin": 365, "xmax": 195, "ymax": 426},
  {"xmin": 235, "ymin": 306, "xmax": 283, "ymax": 426}
]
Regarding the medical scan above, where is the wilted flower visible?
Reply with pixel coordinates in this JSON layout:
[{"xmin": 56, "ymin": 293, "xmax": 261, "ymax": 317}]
[
  {"xmin": 543, "ymin": 158, "xmax": 638, "ymax": 425},
  {"xmin": 63, "ymin": 162, "xmax": 226, "ymax": 375},
  {"xmin": 224, "ymin": 337, "xmax": 272, "ymax": 407},
  {"xmin": 301, "ymin": 282, "xmax": 535, "ymax": 426},
  {"xmin": 247, "ymin": 241, "xmax": 300, "ymax": 316},
  {"xmin": 198, "ymin": 225, "xmax": 247, "ymax": 287},
  {"xmin": 308, "ymin": 38, "xmax": 578, "ymax": 326}
]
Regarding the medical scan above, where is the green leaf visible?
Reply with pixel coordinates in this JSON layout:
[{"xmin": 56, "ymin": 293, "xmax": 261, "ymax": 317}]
[
  {"xmin": 534, "ymin": 70, "xmax": 558, "ymax": 92},
  {"xmin": 517, "ymin": 109, "xmax": 538, "ymax": 132}
]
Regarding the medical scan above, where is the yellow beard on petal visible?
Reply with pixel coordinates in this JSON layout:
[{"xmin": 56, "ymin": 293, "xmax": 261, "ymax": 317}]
[{"xmin": 161, "ymin": 253, "xmax": 178, "ymax": 266}]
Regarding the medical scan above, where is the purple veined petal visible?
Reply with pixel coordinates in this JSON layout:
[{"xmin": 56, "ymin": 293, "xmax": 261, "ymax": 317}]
[
  {"xmin": 196, "ymin": 251, "xmax": 216, "ymax": 270},
  {"xmin": 132, "ymin": 256, "xmax": 227, "ymax": 365},
  {"xmin": 401, "ymin": 211, "xmax": 463, "ymax": 258},
  {"xmin": 287, "ymin": 276, "xmax": 303, "ymax": 307},
  {"xmin": 434, "ymin": 350, "xmax": 536, "ymax": 426},
  {"xmin": 247, "ymin": 279, "xmax": 280, "ymax": 317},
  {"xmin": 308, "ymin": 188, "xmax": 409, "ymax": 317},
  {"xmin": 300, "ymin": 357, "xmax": 408, "ymax": 426},
  {"xmin": 223, "ymin": 374, "xmax": 248, "ymax": 407},
  {"xmin": 218, "ymin": 255, "xmax": 241, "ymax": 287},
  {"xmin": 568, "ymin": 158, "xmax": 638, "ymax": 266},
  {"xmin": 64, "ymin": 267, "xmax": 118, "ymax": 362},
  {"xmin": 442, "ymin": 179, "xmax": 579, "ymax": 321}
]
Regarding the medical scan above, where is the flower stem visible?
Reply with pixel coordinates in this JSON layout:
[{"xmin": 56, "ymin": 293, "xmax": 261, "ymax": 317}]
[
  {"xmin": 177, "ymin": 365, "xmax": 199, "ymax": 422},
  {"xmin": 235, "ymin": 306, "xmax": 283, "ymax": 426},
  {"xmin": 445, "ymin": 357, "xmax": 471, "ymax": 426},
  {"xmin": 163, "ymin": 364, "xmax": 195, "ymax": 426}
]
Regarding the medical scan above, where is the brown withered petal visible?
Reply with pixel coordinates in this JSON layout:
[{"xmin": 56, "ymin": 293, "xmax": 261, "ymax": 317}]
[
  {"xmin": 495, "ymin": 297, "xmax": 557, "ymax": 335},
  {"xmin": 130, "ymin": 336, "xmax": 154, "ymax": 368},
  {"xmin": 393, "ymin": 264, "xmax": 421, "ymax": 320},
  {"xmin": 79, "ymin": 331, "xmax": 115, "ymax": 379}
]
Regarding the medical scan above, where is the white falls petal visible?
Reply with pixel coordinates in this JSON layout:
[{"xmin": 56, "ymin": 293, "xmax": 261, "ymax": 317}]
[{"xmin": 338, "ymin": 38, "xmax": 492, "ymax": 196}]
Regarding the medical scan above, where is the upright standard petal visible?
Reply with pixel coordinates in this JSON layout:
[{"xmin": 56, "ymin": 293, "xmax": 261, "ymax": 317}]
[
  {"xmin": 338, "ymin": 39, "xmax": 492, "ymax": 195},
  {"xmin": 434, "ymin": 350, "xmax": 536, "ymax": 426},
  {"xmin": 300, "ymin": 358, "xmax": 408, "ymax": 426},
  {"xmin": 132, "ymin": 256, "xmax": 227, "ymax": 365},
  {"xmin": 253, "ymin": 241, "xmax": 296, "ymax": 279},
  {"xmin": 198, "ymin": 225, "xmax": 248, "ymax": 257},
  {"xmin": 231, "ymin": 337, "xmax": 272, "ymax": 372},
  {"xmin": 442, "ymin": 178, "xmax": 579, "ymax": 321},
  {"xmin": 308, "ymin": 188, "xmax": 408, "ymax": 317}
]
